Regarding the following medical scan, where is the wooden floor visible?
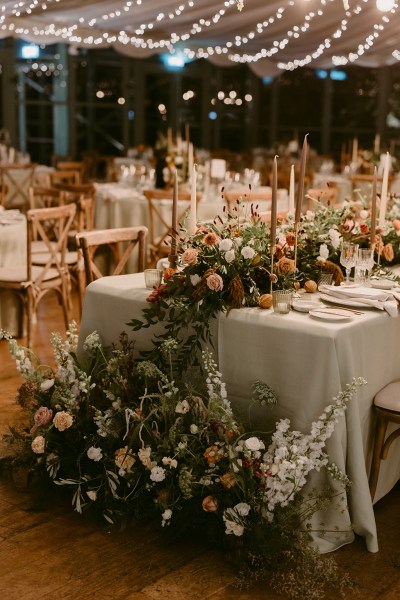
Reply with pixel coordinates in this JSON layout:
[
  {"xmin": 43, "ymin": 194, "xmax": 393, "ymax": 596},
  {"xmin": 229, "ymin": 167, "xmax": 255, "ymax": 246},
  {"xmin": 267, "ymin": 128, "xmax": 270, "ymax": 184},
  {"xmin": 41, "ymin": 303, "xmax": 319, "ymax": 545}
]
[{"xmin": 0, "ymin": 292, "xmax": 399, "ymax": 600}]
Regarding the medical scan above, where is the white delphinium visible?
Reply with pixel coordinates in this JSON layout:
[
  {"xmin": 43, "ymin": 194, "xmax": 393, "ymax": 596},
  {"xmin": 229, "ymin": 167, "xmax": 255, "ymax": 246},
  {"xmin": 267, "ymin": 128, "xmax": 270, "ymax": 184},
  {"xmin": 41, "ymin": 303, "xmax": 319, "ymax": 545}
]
[
  {"xmin": 259, "ymin": 378, "xmax": 366, "ymax": 520},
  {"xmin": 317, "ymin": 243, "xmax": 329, "ymax": 262},
  {"xmin": 223, "ymin": 502, "xmax": 251, "ymax": 536}
]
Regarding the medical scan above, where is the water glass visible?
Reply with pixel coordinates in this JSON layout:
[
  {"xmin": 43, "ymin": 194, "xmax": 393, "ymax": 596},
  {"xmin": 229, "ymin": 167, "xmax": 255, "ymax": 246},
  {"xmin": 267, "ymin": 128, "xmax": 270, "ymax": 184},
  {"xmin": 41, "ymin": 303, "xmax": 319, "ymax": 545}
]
[
  {"xmin": 355, "ymin": 248, "xmax": 374, "ymax": 286},
  {"xmin": 340, "ymin": 242, "xmax": 359, "ymax": 285}
]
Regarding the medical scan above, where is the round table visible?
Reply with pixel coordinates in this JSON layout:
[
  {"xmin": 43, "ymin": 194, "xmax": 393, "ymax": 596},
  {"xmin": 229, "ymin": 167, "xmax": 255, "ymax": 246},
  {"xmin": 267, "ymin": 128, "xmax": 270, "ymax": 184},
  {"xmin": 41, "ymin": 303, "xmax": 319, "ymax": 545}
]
[{"xmin": 0, "ymin": 210, "xmax": 26, "ymax": 336}]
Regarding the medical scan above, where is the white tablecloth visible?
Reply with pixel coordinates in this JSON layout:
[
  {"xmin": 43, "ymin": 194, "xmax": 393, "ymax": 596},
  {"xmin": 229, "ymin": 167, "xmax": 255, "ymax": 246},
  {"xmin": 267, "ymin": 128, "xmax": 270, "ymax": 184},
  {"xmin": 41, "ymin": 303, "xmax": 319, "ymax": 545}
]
[
  {"xmin": 0, "ymin": 211, "xmax": 26, "ymax": 335},
  {"xmin": 77, "ymin": 272, "xmax": 400, "ymax": 555}
]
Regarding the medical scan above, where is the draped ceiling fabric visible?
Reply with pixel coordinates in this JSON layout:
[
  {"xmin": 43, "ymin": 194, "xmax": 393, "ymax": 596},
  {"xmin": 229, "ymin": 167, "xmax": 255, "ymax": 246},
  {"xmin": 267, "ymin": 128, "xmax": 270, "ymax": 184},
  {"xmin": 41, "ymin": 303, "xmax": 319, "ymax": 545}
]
[{"xmin": 1, "ymin": 0, "xmax": 400, "ymax": 77}]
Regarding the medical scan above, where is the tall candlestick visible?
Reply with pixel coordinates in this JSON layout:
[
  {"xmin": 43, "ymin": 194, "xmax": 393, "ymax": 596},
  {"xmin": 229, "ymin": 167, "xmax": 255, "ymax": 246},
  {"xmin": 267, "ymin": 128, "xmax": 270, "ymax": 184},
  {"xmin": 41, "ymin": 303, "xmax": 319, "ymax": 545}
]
[
  {"xmin": 270, "ymin": 156, "xmax": 278, "ymax": 252},
  {"xmin": 374, "ymin": 133, "xmax": 380, "ymax": 155},
  {"xmin": 171, "ymin": 169, "xmax": 178, "ymax": 256},
  {"xmin": 288, "ymin": 164, "xmax": 295, "ymax": 215},
  {"xmin": 189, "ymin": 164, "xmax": 197, "ymax": 235},
  {"xmin": 185, "ymin": 122, "xmax": 190, "ymax": 144},
  {"xmin": 352, "ymin": 137, "xmax": 358, "ymax": 165},
  {"xmin": 188, "ymin": 142, "xmax": 194, "ymax": 184},
  {"xmin": 378, "ymin": 152, "xmax": 390, "ymax": 229},
  {"xmin": 370, "ymin": 166, "xmax": 377, "ymax": 248},
  {"xmin": 295, "ymin": 134, "xmax": 308, "ymax": 225},
  {"xmin": 167, "ymin": 127, "xmax": 172, "ymax": 152}
]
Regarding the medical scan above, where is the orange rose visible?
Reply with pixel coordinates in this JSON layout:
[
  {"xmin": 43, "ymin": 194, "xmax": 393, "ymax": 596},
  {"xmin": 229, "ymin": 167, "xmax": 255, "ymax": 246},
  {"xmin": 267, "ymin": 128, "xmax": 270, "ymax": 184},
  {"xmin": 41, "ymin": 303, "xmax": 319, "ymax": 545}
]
[
  {"xmin": 203, "ymin": 232, "xmax": 218, "ymax": 246},
  {"xmin": 359, "ymin": 222, "xmax": 369, "ymax": 235},
  {"xmin": 220, "ymin": 472, "xmax": 236, "ymax": 489},
  {"xmin": 286, "ymin": 232, "xmax": 296, "ymax": 246},
  {"xmin": 277, "ymin": 257, "xmax": 296, "ymax": 274},
  {"xmin": 204, "ymin": 444, "xmax": 222, "ymax": 464},
  {"xmin": 202, "ymin": 495, "xmax": 218, "ymax": 512},
  {"xmin": 382, "ymin": 243, "xmax": 394, "ymax": 262}
]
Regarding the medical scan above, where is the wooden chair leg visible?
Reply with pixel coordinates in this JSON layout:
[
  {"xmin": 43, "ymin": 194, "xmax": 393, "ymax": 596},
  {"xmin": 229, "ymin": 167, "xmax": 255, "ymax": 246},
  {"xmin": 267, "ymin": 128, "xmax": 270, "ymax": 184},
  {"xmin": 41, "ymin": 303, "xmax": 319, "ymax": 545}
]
[
  {"xmin": 26, "ymin": 288, "xmax": 33, "ymax": 349},
  {"xmin": 60, "ymin": 278, "xmax": 71, "ymax": 331},
  {"xmin": 369, "ymin": 414, "xmax": 388, "ymax": 501}
]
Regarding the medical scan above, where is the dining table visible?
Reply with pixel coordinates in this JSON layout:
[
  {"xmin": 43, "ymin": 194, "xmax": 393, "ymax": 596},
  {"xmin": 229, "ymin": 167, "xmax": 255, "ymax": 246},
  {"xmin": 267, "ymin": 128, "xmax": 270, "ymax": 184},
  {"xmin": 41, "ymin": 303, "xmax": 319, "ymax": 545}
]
[
  {"xmin": 0, "ymin": 209, "xmax": 26, "ymax": 335},
  {"xmin": 77, "ymin": 272, "xmax": 400, "ymax": 556}
]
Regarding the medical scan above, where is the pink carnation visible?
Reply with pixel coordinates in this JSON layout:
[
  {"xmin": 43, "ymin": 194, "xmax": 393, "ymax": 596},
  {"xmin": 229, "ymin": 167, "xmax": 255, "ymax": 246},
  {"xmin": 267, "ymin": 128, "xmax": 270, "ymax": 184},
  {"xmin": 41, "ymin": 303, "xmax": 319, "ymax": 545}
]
[{"xmin": 34, "ymin": 406, "xmax": 53, "ymax": 428}]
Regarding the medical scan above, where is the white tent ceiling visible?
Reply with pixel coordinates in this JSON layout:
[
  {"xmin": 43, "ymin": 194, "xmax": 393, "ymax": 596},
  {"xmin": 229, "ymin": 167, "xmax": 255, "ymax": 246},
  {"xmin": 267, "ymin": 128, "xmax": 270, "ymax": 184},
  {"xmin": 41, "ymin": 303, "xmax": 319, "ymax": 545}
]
[{"xmin": 1, "ymin": 0, "xmax": 399, "ymax": 77}]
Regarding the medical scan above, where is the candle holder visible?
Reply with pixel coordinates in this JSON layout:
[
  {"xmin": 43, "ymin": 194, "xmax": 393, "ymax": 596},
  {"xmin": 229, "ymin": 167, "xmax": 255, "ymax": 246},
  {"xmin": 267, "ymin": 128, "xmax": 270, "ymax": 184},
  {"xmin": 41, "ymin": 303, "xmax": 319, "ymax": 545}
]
[
  {"xmin": 272, "ymin": 290, "xmax": 293, "ymax": 314},
  {"xmin": 168, "ymin": 252, "xmax": 179, "ymax": 270}
]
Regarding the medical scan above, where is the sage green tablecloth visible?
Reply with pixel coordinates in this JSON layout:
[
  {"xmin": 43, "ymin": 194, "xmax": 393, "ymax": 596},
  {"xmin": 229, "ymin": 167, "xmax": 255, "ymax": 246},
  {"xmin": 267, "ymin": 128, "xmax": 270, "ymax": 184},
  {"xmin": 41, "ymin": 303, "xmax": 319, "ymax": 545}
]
[{"xmin": 77, "ymin": 272, "xmax": 400, "ymax": 554}]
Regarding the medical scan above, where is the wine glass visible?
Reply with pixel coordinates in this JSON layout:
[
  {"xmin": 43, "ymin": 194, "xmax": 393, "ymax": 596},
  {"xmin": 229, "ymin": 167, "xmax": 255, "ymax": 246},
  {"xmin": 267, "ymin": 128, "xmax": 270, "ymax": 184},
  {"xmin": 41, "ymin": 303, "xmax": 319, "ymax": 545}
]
[
  {"xmin": 340, "ymin": 243, "xmax": 359, "ymax": 285},
  {"xmin": 356, "ymin": 248, "xmax": 374, "ymax": 286}
]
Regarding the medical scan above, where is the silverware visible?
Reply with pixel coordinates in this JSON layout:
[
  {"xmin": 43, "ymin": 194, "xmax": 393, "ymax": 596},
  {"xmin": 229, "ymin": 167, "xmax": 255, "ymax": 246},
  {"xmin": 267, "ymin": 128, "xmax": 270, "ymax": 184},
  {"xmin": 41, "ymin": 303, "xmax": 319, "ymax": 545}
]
[
  {"xmin": 312, "ymin": 310, "xmax": 353, "ymax": 317},
  {"xmin": 321, "ymin": 305, "xmax": 364, "ymax": 315}
]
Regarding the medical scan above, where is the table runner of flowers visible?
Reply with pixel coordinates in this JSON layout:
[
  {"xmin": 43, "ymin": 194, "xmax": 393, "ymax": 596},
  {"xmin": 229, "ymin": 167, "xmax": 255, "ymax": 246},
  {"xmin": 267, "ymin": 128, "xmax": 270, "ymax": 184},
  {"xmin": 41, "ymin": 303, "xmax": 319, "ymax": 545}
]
[{"xmin": 0, "ymin": 322, "xmax": 364, "ymax": 598}]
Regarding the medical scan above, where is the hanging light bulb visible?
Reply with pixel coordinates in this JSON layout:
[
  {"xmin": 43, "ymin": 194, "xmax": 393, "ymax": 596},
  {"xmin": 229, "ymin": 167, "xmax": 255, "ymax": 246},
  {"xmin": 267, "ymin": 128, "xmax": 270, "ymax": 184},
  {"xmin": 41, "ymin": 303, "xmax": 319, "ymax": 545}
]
[
  {"xmin": 376, "ymin": 0, "xmax": 396, "ymax": 11},
  {"xmin": 236, "ymin": 0, "xmax": 244, "ymax": 11}
]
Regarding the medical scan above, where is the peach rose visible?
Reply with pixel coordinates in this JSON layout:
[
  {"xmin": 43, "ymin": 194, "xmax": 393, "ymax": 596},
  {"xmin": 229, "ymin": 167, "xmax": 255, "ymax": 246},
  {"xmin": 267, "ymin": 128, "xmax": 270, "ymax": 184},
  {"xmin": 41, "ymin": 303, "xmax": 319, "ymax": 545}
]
[
  {"xmin": 31, "ymin": 435, "xmax": 45, "ymax": 454},
  {"xmin": 359, "ymin": 222, "xmax": 369, "ymax": 235},
  {"xmin": 203, "ymin": 232, "xmax": 218, "ymax": 246},
  {"xmin": 202, "ymin": 495, "xmax": 218, "ymax": 512},
  {"xmin": 181, "ymin": 248, "xmax": 199, "ymax": 265},
  {"xmin": 277, "ymin": 257, "xmax": 296, "ymax": 274},
  {"xmin": 382, "ymin": 243, "xmax": 394, "ymax": 262},
  {"xmin": 53, "ymin": 411, "xmax": 73, "ymax": 432},
  {"xmin": 34, "ymin": 406, "xmax": 53, "ymax": 428},
  {"xmin": 393, "ymin": 219, "xmax": 400, "ymax": 231},
  {"xmin": 285, "ymin": 232, "xmax": 296, "ymax": 246},
  {"xmin": 206, "ymin": 273, "xmax": 224, "ymax": 292}
]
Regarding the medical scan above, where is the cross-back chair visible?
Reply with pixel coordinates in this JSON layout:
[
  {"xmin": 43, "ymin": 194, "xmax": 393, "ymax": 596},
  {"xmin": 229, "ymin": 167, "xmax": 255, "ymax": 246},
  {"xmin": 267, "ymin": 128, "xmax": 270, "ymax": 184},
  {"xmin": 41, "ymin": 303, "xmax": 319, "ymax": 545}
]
[
  {"xmin": 223, "ymin": 189, "xmax": 272, "ymax": 213},
  {"xmin": 0, "ymin": 203, "xmax": 76, "ymax": 347},
  {"xmin": 50, "ymin": 170, "xmax": 80, "ymax": 187},
  {"xmin": 0, "ymin": 164, "xmax": 37, "ymax": 210},
  {"xmin": 28, "ymin": 186, "xmax": 66, "ymax": 210},
  {"xmin": 143, "ymin": 189, "xmax": 200, "ymax": 266},
  {"xmin": 306, "ymin": 186, "xmax": 339, "ymax": 210},
  {"xmin": 57, "ymin": 161, "xmax": 86, "ymax": 183},
  {"xmin": 76, "ymin": 226, "xmax": 148, "ymax": 288}
]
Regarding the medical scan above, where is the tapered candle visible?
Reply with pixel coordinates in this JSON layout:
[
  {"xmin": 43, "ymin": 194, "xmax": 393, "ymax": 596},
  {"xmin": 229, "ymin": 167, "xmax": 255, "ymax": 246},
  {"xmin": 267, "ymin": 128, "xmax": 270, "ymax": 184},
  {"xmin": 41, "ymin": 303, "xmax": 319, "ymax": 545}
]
[
  {"xmin": 188, "ymin": 142, "xmax": 194, "ymax": 183},
  {"xmin": 288, "ymin": 164, "xmax": 295, "ymax": 215},
  {"xmin": 374, "ymin": 133, "xmax": 380, "ymax": 155},
  {"xmin": 352, "ymin": 137, "xmax": 358, "ymax": 165},
  {"xmin": 189, "ymin": 164, "xmax": 197, "ymax": 235},
  {"xmin": 370, "ymin": 166, "xmax": 377, "ymax": 248},
  {"xmin": 171, "ymin": 169, "xmax": 178, "ymax": 255},
  {"xmin": 295, "ymin": 134, "xmax": 308, "ymax": 225},
  {"xmin": 167, "ymin": 127, "xmax": 172, "ymax": 151},
  {"xmin": 378, "ymin": 152, "xmax": 390, "ymax": 229},
  {"xmin": 185, "ymin": 122, "xmax": 190, "ymax": 144},
  {"xmin": 270, "ymin": 155, "xmax": 278, "ymax": 251}
]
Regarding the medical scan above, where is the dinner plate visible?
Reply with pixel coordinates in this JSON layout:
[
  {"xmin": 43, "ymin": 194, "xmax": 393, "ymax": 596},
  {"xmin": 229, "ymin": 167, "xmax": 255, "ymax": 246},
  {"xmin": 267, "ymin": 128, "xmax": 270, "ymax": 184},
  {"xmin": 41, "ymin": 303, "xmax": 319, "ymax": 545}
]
[
  {"xmin": 309, "ymin": 308, "xmax": 352, "ymax": 321},
  {"xmin": 319, "ymin": 293, "xmax": 372, "ymax": 309},
  {"xmin": 370, "ymin": 279, "xmax": 397, "ymax": 290},
  {"xmin": 291, "ymin": 299, "xmax": 321, "ymax": 313}
]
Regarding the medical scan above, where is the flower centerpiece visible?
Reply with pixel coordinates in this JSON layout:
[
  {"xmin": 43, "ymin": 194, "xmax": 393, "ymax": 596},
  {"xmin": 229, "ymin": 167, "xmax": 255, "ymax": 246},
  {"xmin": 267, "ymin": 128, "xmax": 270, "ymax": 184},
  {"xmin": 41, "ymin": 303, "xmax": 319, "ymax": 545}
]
[{"xmin": 0, "ymin": 325, "xmax": 364, "ymax": 598}]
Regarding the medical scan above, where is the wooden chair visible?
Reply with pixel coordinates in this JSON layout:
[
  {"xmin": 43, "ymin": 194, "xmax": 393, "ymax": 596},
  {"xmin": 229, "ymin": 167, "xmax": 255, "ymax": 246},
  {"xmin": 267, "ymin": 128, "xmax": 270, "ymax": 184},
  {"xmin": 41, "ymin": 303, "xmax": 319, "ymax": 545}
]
[
  {"xmin": 143, "ymin": 189, "xmax": 200, "ymax": 266},
  {"xmin": 223, "ymin": 189, "xmax": 272, "ymax": 213},
  {"xmin": 57, "ymin": 161, "xmax": 86, "ymax": 183},
  {"xmin": 50, "ymin": 170, "xmax": 80, "ymax": 187},
  {"xmin": 369, "ymin": 382, "xmax": 400, "ymax": 501},
  {"xmin": 349, "ymin": 174, "xmax": 394, "ymax": 195},
  {"xmin": 76, "ymin": 227, "xmax": 148, "ymax": 287},
  {"xmin": 0, "ymin": 203, "xmax": 76, "ymax": 347},
  {"xmin": 0, "ymin": 164, "xmax": 37, "ymax": 210},
  {"xmin": 28, "ymin": 186, "xmax": 65, "ymax": 210}
]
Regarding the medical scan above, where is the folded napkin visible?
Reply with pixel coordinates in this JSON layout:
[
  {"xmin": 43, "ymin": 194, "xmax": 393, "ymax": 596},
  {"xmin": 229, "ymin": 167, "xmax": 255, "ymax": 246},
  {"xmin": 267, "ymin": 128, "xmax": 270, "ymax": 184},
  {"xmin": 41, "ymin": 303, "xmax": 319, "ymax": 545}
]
[{"xmin": 319, "ymin": 284, "xmax": 398, "ymax": 317}]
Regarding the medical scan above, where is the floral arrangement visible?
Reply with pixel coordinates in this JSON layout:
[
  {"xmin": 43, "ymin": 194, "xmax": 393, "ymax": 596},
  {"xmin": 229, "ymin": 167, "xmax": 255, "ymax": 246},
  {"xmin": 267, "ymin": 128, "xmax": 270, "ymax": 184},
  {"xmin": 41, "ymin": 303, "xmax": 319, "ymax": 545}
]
[{"xmin": 0, "ymin": 325, "xmax": 364, "ymax": 598}]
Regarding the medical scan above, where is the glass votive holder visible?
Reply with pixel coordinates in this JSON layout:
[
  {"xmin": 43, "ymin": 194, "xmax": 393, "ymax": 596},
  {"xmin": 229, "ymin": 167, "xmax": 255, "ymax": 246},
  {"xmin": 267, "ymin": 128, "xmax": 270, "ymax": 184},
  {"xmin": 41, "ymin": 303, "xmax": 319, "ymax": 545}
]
[
  {"xmin": 317, "ymin": 272, "xmax": 334, "ymax": 290},
  {"xmin": 272, "ymin": 290, "xmax": 293, "ymax": 314},
  {"xmin": 144, "ymin": 269, "xmax": 163, "ymax": 289}
]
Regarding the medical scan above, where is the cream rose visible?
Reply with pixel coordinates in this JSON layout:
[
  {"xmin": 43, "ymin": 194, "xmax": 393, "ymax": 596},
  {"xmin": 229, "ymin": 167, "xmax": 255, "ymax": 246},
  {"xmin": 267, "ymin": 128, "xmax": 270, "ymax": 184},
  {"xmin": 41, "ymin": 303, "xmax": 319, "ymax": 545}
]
[
  {"xmin": 31, "ymin": 435, "xmax": 45, "ymax": 454},
  {"xmin": 53, "ymin": 411, "xmax": 73, "ymax": 432},
  {"xmin": 181, "ymin": 248, "xmax": 199, "ymax": 265},
  {"xmin": 206, "ymin": 273, "xmax": 224, "ymax": 292}
]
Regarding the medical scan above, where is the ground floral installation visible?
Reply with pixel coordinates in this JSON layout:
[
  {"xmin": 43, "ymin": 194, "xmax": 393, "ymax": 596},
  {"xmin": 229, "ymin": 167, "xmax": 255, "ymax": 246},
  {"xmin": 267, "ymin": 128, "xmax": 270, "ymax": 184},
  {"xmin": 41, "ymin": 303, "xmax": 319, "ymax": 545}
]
[{"xmin": 0, "ymin": 324, "xmax": 365, "ymax": 598}]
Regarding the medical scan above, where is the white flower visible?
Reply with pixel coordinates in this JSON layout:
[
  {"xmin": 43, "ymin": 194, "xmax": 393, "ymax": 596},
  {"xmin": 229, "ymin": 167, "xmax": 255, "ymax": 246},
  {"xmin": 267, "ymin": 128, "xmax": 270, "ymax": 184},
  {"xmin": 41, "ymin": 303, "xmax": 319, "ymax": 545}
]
[
  {"xmin": 224, "ymin": 520, "xmax": 245, "ymax": 536},
  {"xmin": 241, "ymin": 246, "xmax": 256, "ymax": 260},
  {"xmin": 219, "ymin": 238, "xmax": 233, "ymax": 251},
  {"xmin": 175, "ymin": 399, "xmax": 190, "ymax": 414},
  {"xmin": 40, "ymin": 379, "xmax": 54, "ymax": 392},
  {"xmin": 329, "ymin": 228, "xmax": 342, "ymax": 249},
  {"xmin": 317, "ymin": 243, "xmax": 329, "ymax": 262},
  {"xmin": 235, "ymin": 502, "xmax": 251, "ymax": 516},
  {"xmin": 87, "ymin": 446, "xmax": 103, "ymax": 462},
  {"xmin": 305, "ymin": 210, "xmax": 315, "ymax": 221},
  {"xmin": 360, "ymin": 209, "xmax": 369, "ymax": 220},
  {"xmin": 162, "ymin": 457, "xmax": 178, "ymax": 468},
  {"xmin": 245, "ymin": 437, "xmax": 265, "ymax": 452},
  {"xmin": 82, "ymin": 331, "xmax": 102, "ymax": 352},
  {"xmin": 190, "ymin": 274, "xmax": 201, "ymax": 287},
  {"xmin": 31, "ymin": 435, "xmax": 45, "ymax": 454},
  {"xmin": 87, "ymin": 490, "xmax": 97, "ymax": 501},
  {"xmin": 190, "ymin": 424, "xmax": 199, "ymax": 434},
  {"xmin": 224, "ymin": 249, "xmax": 236, "ymax": 263},
  {"xmin": 235, "ymin": 237, "xmax": 243, "ymax": 247},
  {"xmin": 138, "ymin": 446, "xmax": 155, "ymax": 469},
  {"xmin": 150, "ymin": 466, "xmax": 166, "ymax": 482},
  {"xmin": 162, "ymin": 508, "xmax": 172, "ymax": 520}
]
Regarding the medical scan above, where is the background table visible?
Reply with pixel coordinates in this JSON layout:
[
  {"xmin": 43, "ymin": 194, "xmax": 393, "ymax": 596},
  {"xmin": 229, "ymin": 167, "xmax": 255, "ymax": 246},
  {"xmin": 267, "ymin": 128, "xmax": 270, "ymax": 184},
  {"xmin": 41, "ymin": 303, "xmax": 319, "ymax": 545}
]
[
  {"xmin": 0, "ymin": 210, "xmax": 26, "ymax": 335},
  {"xmin": 77, "ymin": 273, "xmax": 400, "ymax": 554}
]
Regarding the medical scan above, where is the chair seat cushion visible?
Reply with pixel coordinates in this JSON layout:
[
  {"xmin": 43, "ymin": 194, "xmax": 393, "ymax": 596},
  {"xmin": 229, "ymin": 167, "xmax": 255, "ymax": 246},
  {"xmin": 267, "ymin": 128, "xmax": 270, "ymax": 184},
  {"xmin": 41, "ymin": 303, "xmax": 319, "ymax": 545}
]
[
  {"xmin": 32, "ymin": 251, "xmax": 78, "ymax": 265},
  {"xmin": 374, "ymin": 381, "xmax": 400, "ymax": 412},
  {"xmin": 0, "ymin": 265, "xmax": 61, "ymax": 283}
]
